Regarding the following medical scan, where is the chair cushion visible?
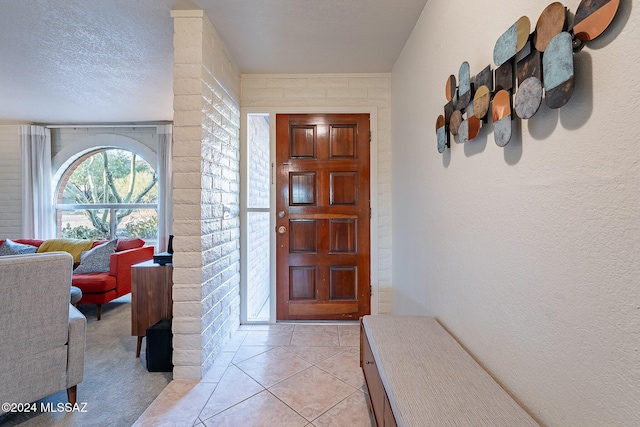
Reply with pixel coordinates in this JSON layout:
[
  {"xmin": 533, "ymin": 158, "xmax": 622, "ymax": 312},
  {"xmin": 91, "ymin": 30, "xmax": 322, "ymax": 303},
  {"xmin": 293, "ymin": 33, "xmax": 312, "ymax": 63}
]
[
  {"xmin": 92, "ymin": 238, "xmax": 145, "ymax": 252},
  {"xmin": 72, "ymin": 273, "xmax": 116, "ymax": 293},
  {"xmin": 37, "ymin": 238, "xmax": 95, "ymax": 263},
  {"xmin": 116, "ymin": 238, "xmax": 145, "ymax": 251},
  {"xmin": 74, "ymin": 239, "xmax": 117, "ymax": 274},
  {"xmin": 12, "ymin": 239, "xmax": 44, "ymax": 248},
  {"xmin": 0, "ymin": 239, "xmax": 38, "ymax": 256}
]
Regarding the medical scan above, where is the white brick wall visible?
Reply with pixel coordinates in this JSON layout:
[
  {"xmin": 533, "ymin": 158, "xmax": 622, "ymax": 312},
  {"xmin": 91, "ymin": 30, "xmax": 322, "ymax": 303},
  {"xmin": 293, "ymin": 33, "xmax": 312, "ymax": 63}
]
[
  {"xmin": 241, "ymin": 74, "xmax": 393, "ymax": 314},
  {"xmin": 171, "ymin": 10, "xmax": 241, "ymax": 380},
  {"xmin": 0, "ymin": 125, "xmax": 22, "ymax": 238},
  {"xmin": 50, "ymin": 127, "xmax": 158, "ymax": 161},
  {"xmin": 246, "ymin": 115, "xmax": 270, "ymax": 318}
]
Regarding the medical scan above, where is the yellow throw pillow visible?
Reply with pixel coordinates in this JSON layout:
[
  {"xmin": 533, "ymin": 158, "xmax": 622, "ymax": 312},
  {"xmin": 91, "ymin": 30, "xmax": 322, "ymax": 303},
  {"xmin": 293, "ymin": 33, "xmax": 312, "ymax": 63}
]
[{"xmin": 37, "ymin": 238, "xmax": 95, "ymax": 263}]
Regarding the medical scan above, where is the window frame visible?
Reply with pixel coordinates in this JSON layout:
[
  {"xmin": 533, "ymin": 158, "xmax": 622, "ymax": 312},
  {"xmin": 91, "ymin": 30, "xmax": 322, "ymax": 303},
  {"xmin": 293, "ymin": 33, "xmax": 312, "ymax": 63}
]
[{"xmin": 54, "ymin": 147, "xmax": 159, "ymax": 243}]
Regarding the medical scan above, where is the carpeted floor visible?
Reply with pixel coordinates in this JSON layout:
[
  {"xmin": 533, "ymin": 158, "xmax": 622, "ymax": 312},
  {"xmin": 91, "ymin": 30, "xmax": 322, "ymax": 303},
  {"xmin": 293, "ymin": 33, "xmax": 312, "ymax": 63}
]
[{"xmin": 0, "ymin": 295, "xmax": 172, "ymax": 427}]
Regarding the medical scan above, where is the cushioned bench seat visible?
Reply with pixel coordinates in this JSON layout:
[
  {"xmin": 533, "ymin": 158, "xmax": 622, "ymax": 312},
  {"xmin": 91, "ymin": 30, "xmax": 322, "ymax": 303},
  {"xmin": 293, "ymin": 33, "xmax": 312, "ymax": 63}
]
[{"xmin": 361, "ymin": 315, "xmax": 540, "ymax": 427}]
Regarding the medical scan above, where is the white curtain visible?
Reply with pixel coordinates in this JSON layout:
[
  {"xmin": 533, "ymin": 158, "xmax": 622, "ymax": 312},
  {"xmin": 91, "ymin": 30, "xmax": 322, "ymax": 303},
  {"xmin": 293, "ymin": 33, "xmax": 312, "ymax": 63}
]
[
  {"xmin": 157, "ymin": 124, "xmax": 174, "ymax": 253},
  {"xmin": 20, "ymin": 125, "xmax": 54, "ymax": 239}
]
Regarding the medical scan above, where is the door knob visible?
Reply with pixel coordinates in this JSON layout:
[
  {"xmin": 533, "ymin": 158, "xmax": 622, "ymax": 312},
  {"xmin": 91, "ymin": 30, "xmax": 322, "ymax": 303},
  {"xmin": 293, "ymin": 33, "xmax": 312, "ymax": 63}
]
[
  {"xmin": 278, "ymin": 211, "xmax": 286, "ymax": 218},
  {"xmin": 278, "ymin": 226, "xmax": 287, "ymax": 234}
]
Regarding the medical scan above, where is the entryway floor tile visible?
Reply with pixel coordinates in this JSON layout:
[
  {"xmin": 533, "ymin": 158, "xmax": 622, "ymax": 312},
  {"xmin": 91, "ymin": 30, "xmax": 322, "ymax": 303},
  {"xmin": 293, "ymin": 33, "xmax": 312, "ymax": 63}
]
[
  {"xmin": 269, "ymin": 366, "xmax": 356, "ymax": 421},
  {"xmin": 136, "ymin": 323, "xmax": 374, "ymax": 427}
]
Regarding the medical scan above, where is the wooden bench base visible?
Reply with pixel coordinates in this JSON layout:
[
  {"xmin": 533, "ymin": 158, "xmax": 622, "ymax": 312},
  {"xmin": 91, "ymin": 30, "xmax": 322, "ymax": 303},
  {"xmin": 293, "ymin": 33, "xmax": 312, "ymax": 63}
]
[{"xmin": 360, "ymin": 315, "xmax": 539, "ymax": 427}]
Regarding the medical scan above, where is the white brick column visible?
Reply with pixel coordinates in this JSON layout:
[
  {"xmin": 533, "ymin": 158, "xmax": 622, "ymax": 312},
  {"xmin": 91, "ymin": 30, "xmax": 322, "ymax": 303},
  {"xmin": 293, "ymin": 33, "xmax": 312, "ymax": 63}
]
[{"xmin": 171, "ymin": 9, "xmax": 241, "ymax": 380}]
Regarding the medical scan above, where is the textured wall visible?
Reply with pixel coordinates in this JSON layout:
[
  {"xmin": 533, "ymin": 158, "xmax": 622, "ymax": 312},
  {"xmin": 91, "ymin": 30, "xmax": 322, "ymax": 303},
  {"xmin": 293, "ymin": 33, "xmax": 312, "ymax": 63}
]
[
  {"xmin": 0, "ymin": 125, "xmax": 22, "ymax": 238},
  {"xmin": 392, "ymin": 0, "xmax": 639, "ymax": 425},
  {"xmin": 171, "ymin": 9, "xmax": 241, "ymax": 380},
  {"xmin": 241, "ymin": 74, "xmax": 393, "ymax": 314}
]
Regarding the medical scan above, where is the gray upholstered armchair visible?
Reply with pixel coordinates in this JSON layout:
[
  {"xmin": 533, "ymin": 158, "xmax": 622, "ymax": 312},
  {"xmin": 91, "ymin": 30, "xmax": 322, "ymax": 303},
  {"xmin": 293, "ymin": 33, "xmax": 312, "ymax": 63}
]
[{"xmin": 0, "ymin": 252, "xmax": 86, "ymax": 413}]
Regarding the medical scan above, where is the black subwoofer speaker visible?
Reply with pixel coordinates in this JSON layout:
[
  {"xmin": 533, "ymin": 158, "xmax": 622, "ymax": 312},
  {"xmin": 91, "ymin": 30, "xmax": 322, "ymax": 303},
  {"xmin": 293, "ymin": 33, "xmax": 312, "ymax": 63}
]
[{"xmin": 146, "ymin": 319, "xmax": 173, "ymax": 372}]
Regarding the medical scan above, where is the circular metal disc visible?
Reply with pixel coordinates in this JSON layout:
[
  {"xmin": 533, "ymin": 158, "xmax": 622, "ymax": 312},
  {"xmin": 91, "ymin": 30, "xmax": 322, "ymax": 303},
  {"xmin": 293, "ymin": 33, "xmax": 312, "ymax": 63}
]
[
  {"xmin": 492, "ymin": 90, "xmax": 512, "ymax": 123},
  {"xmin": 446, "ymin": 75, "xmax": 456, "ymax": 102},
  {"xmin": 514, "ymin": 77, "xmax": 543, "ymax": 119},
  {"xmin": 534, "ymin": 2, "xmax": 566, "ymax": 52},
  {"xmin": 516, "ymin": 16, "xmax": 532, "ymax": 53},
  {"xmin": 449, "ymin": 110, "xmax": 463, "ymax": 136},
  {"xmin": 467, "ymin": 116, "xmax": 481, "ymax": 141},
  {"xmin": 573, "ymin": 0, "xmax": 620, "ymax": 42},
  {"xmin": 435, "ymin": 115, "xmax": 445, "ymax": 133},
  {"xmin": 473, "ymin": 86, "xmax": 491, "ymax": 119}
]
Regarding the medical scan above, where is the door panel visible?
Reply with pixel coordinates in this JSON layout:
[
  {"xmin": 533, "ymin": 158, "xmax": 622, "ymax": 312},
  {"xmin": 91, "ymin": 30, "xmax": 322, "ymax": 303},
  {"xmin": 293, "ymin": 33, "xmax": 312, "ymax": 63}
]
[{"xmin": 276, "ymin": 114, "xmax": 370, "ymax": 320}]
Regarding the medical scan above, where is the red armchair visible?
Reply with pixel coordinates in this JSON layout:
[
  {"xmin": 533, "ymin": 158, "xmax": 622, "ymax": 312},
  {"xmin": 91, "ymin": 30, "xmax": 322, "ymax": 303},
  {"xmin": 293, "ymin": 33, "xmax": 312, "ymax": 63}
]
[{"xmin": 1, "ymin": 238, "xmax": 154, "ymax": 320}]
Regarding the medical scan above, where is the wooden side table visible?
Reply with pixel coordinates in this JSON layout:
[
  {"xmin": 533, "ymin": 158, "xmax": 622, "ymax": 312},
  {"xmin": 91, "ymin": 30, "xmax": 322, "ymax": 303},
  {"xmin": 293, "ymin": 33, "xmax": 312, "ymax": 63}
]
[{"xmin": 131, "ymin": 260, "xmax": 173, "ymax": 358}]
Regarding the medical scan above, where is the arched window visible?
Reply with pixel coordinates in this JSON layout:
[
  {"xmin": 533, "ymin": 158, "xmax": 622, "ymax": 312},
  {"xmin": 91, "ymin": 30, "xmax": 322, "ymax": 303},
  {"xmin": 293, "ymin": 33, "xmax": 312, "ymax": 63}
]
[{"xmin": 55, "ymin": 148, "xmax": 158, "ymax": 244}]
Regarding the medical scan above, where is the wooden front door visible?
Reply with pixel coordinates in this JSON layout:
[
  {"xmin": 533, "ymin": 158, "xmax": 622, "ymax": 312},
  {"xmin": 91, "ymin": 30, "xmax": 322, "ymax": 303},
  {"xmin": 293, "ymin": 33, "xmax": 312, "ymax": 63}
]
[{"xmin": 276, "ymin": 114, "xmax": 370, "ymax": 320}]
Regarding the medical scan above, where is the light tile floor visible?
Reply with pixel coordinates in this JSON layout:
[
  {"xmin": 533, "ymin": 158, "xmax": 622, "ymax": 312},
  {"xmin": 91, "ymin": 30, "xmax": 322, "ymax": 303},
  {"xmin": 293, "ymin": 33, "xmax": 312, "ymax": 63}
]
[{"xmin": 133, "ymin": 324, "xmax": 375, "ymax": 427}]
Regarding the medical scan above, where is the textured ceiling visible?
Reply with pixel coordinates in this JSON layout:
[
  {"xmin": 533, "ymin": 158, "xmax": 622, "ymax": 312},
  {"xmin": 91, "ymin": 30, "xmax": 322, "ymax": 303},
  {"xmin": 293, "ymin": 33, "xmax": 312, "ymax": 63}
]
[{"xmin": 0, "ymin": 0, "xmax": 427, "ymax": 124}]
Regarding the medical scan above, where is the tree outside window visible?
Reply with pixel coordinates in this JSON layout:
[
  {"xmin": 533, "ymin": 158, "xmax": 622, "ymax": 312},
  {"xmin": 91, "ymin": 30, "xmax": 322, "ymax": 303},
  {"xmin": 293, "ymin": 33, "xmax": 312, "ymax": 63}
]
[{"xmin": 56, "ymin": 149, "xmax": 158, "ymax": 243}]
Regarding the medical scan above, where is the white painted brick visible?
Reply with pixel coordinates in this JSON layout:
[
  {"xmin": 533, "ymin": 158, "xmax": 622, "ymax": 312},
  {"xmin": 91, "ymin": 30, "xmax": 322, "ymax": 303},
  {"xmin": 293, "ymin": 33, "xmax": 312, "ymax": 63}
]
[
  {"xmin": 172, "ymin": 157, "xmax": 202, "ymax": 174},
  {"xmin": 171, "ymin": 207, "xmax": 200, "ymax": 224},
  {"xmin": 174, "ymin": 172, "xmax": 202, "ymax": 189},
  {"xmin": 173, "ymin": 126, "xmax": 204, "ymax": 143},
  {"xmin": 326, "ymin": 88, "xmax": 368, "ymax": 98},
  {"xmin": 242, "ymin": 98, "xmax": 310, "ymax": 108},
  {"xmin": 240, "ymin": 77, "xmax": 268, "ymax": 89},
  {"xmin": 307, "ymin": 77, "xmax": 350, "ymax": 89},
  {"xmin": 174, "ymin": 110, "xmax": 205, "ymax": 127},
  {"xmin": 173, "ymin": 251, "xmax": 204, "ymax": 268},
  {"xmin": 0, "ymin": 125, "xmax": 21, "ymax": 238},
  {"xmin": 172, "ymin": 350, "xmax": 202, "ymax": 366},
  {"xmin": 172, "ymin": 317, "xmax": 202, "ymax": 335},
  {"xmin": 174, "ymin": 94, "xmax": 203, "ymax": 112},
  {"xmin": 266, "ymin": 78, "xmax": 308, "ymax": 88},
  {"xmin": 174, "ymin": 235, "xmax": 206, "ymax": 252},
  {"xmin": 173, "ymin": 267, "xmax": 204, "ymax": 285},
  {"xmin": 173, "ymin": 10, "xmax": 241, "ymax": 382},
  {"xmin": 283, "ymin": 88, "xmax": 326, "ymax": 99},
  {"xmin": 173, "ymin": 333, "xmax": 202, "ymax": 351},
  {"xmin": 172, "ymin": 15, "xmax": 204, "ymax": 30},
  {"xmin": 368, "ymin": 87, "xmax": 391, "ymax": 99},
  {"xmin": 173, "ymin": 349, "xmax": 202, "ymax": 366},
  {"xmin": 241, "ymin": 87, "xmax": 284, "ymax": 99},
  {"xmin": 174, "ymin": 30, "xmax": 203, "ymax": 50},
  {"xmin": 172, "ymin": 301, "xmax": 203, "ymax": 317},
  {"xmin": 173, "ymin": 365, "xmax": 202, "ymax": 381},
  {"xmin": 174, "ymin": 43, "xmax": 204, "ymax": 64},
  {"xmin": 174, "ymin": 78, "xmax": 204, "ymax": 96},
  {"xmin": 174, "ymin": 64, "xmax": 202, "ymax": 80},
  {"xmin": 174, "ymin": 139, "xmax": 203, "ymax": 158},
  {"xmin": 378, "ymin": 108, "xmax": 391, "ymax": 129},
  {"xmin": 348, "ymin": 76, "xmax": 391, "ymax": 88},
  {"xmin": 173, "ymin": 285, "xmax": 203, "ymax": 302},
  {"xmin": 172, "ymin": 220, "xmax": 201, "ymax": 236},
  {"xmin": 173, "ymin": 189, "xmax": 202, "ymax": 205}
]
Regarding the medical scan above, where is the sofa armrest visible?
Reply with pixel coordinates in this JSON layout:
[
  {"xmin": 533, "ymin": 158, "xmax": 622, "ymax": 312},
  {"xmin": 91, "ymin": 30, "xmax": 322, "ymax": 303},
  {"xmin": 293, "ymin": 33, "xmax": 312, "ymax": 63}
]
[
  {"xmin": 109, "ymin": 246, "xmax": 154, "ymax": 294},
  {"xmin": 67, "ymin": 305, "xmax": 86, "ymax": 388}
]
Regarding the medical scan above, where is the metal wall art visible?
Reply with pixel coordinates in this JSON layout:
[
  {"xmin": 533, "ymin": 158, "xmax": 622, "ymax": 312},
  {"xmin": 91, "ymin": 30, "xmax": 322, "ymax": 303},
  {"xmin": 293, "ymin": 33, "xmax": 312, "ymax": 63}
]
[{"xmin": 436, "ymin": 0, "xmax": 620, "ymax": 154}]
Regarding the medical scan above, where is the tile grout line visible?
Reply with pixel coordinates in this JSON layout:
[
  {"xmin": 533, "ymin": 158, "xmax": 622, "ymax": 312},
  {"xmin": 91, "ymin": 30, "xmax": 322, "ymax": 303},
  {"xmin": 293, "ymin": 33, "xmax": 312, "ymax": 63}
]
[{"xmin": 198, "ymin": 324, "xmax": 365, "ymax": 426}]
